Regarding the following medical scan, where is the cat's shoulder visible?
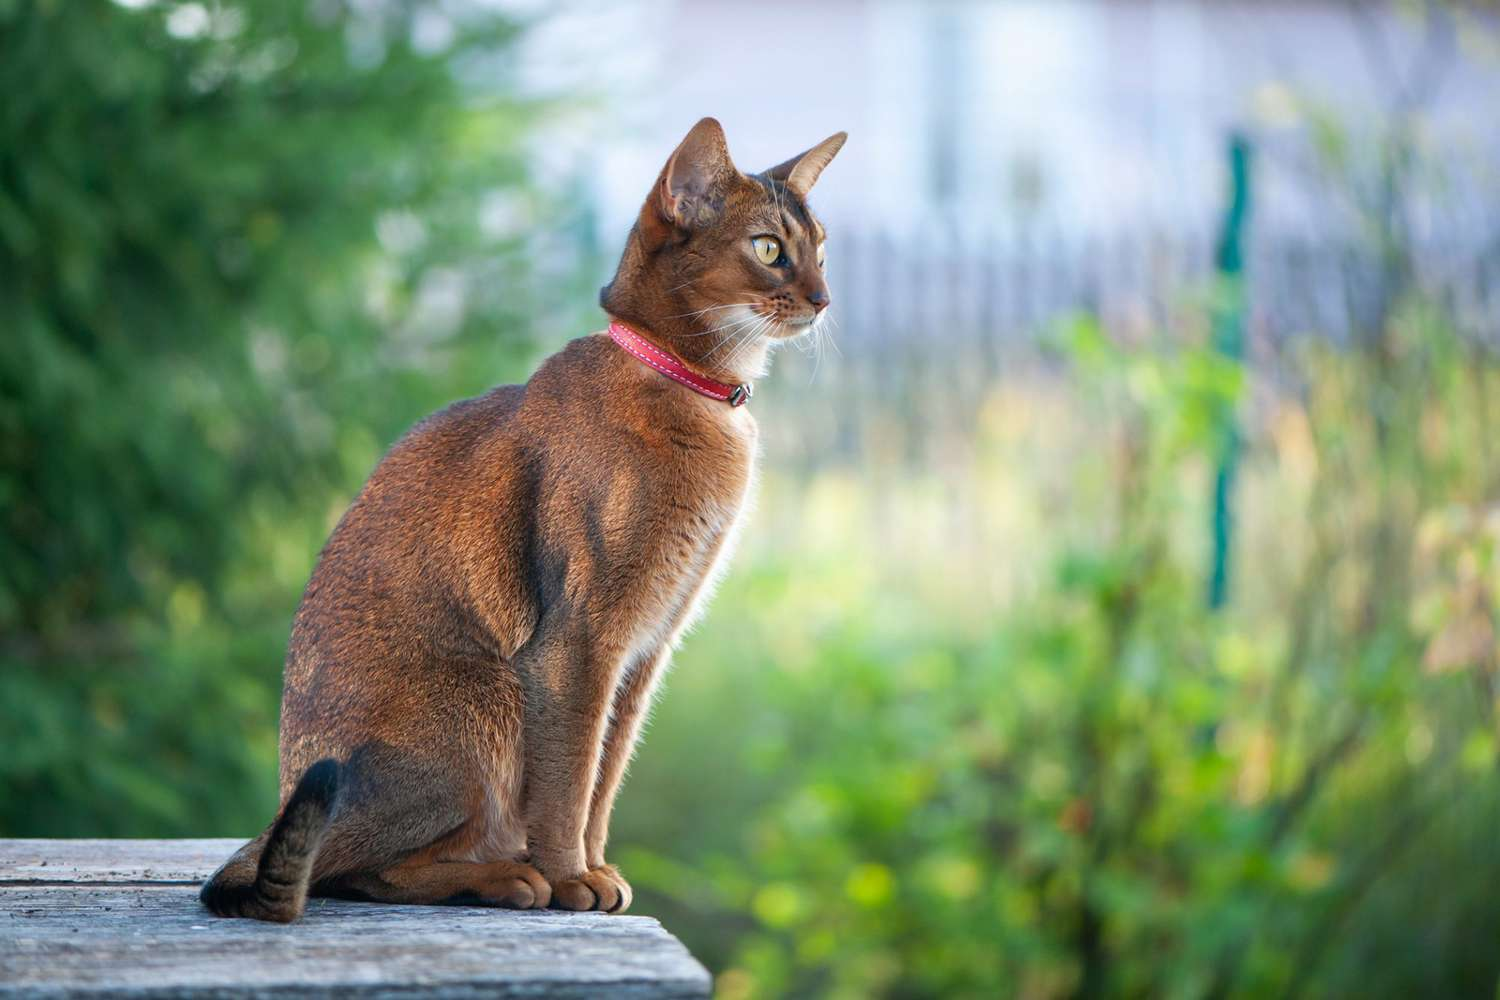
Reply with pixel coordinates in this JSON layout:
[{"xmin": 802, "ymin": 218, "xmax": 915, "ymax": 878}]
[
  {"xmin": 403, "ymin": 382, "xmax": 525, "ymax": 441},
  {"xmin": 525, "ymin": 332, "xmax": 612, "ymax": 389}
]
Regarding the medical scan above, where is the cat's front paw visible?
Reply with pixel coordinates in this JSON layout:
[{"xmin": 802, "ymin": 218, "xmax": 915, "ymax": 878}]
[
  {"xmin": 549, "ymin": 864, "xmax": 632, "ymax": 913},
  {"xmin": 487, "ymin": 860, "xmax": 552, "ymax": 910}
]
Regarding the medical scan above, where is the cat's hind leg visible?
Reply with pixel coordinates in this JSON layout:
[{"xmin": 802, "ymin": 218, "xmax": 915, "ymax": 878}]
[
  {"xmin": 204, "ymin": 738, "xmax": 544, "ymax": 919},
  {"xmin": 306, "ymin": 740, "xmax": 548, "ymax": 909},
  {"xmin": 322, "ymin": 858, "xmax": 550, "ymax": 909}
]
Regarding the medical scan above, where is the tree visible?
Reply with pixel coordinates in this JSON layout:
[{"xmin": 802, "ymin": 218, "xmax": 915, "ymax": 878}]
[{"xmin": 0, "ymin": 0, "xmax": 553, "ymax": 835}]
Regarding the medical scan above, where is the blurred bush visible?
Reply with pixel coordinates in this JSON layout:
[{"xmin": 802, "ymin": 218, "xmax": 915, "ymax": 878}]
[
  {"xmin": 0, "ymin": 0, "xmax": 553, "ymax": 834},
  {"xmin": 616, "ymin": 309, "xmax": 1500, "ymax": 998}
]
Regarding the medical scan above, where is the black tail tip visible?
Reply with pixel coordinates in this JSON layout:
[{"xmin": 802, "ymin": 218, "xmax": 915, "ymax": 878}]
[{"xmin": 291, "ymin": 758, "xmax": 341, "ymax": 810}]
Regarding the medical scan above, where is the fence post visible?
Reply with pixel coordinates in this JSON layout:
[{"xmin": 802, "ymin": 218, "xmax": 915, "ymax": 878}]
[{"xmin": 1209, "ymin": 133, "xmax": 1253, "ymax": 610}]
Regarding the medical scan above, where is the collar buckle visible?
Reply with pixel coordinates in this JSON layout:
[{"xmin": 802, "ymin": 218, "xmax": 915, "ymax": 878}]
[{"xmin": 728, "ymin": 384, "xmax": 753, "ymax": 407}]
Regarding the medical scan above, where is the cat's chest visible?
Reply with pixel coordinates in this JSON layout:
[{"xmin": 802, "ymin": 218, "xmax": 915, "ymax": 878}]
[
  {"xmin": 612, "ymin": 484, "xmax": 749, "ymax": 670},
  {"xmin": 632, "ymin": 421, "xmax": 757, "ymax": 631},
  {"xmin": 654, "ymin": 438, "xmax": 754, "ymax": 570}
]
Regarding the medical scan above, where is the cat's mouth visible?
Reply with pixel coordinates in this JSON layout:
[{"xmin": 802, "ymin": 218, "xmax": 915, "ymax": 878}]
[
  {"xmin": 772, "ymin": 314, "xmax": 821, "ymax": 336},
  {"xmin": 738, "ymin": 303, "xmax": 822, "ymax": 340}
]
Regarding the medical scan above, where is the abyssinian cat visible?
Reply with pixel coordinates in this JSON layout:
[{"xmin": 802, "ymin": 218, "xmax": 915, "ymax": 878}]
[{"xmin": 201, "ymin": 118, "xmax": 845, "ymax": 921}]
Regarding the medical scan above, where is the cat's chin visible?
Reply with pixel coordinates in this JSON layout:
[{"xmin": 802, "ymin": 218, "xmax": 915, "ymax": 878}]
[{"xmin": 772, "ymin": 317, "xmax": 820, "ymax": 339}]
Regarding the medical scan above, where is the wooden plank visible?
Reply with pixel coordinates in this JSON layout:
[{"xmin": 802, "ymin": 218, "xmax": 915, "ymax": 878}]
[
  {"xmin": 0, "ymin": 839, "xmax": 245, "ymax": 884},
  {"xmin": 0, "ymin": 841, "xmax": 712, "ymax": 999}
]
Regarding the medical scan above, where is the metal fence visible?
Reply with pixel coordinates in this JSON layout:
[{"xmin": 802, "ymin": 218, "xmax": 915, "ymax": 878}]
[
  {"xmin": 829, "ymin": 226, "xmax": 1498, "ymax": 357},
  {"xmin": 758, "ymin": 226, "xmax": 1500, "ymax": 463}
]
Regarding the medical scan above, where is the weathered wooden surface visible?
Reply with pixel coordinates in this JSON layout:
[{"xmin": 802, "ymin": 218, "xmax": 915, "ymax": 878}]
[
  {"xmin": 0, "ymin": 839, "xmax": 240, "ymax": 885},
  {"xmin": 0, "ymin": 839, "xmax": 711, "ymax": 999}
]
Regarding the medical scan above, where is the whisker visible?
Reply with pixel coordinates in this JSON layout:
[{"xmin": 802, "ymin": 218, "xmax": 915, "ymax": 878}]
[
  {"xmin": 716, "ymin": 316, "xmax": 770, "ymax": 370},
  {"xmin": 718, "ymin": 316, "xmax": 770, "ymax": 360},
  {"xmin": 721, "ymin": 316, "xmax": 775, "ymax": 372},
  {"xmin": 822, "ymin": 311, "xmax": 844, "ymax": 359},
  {"xmin": 704, "ymin": 312, "xmax": 769, "ymax": 356},
  {"xmin": 666, "ymin": 302, "xmax": 759, "ymax": 321},
  {"xmin": 709, "ymin": 311, "xmax": 768, "ymax": 340},
  {"xmin": 714, "ymin": 330, "xmax": 746, "ymax": 364}
]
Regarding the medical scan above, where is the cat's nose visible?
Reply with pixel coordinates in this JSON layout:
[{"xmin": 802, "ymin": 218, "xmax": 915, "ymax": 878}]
[{"xmin": 807, "ymin": 289, "xmax": 830, "ymax": 313}]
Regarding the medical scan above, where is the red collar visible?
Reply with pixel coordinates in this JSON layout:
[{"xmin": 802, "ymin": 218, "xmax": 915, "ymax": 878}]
[{"xmin": 607, "ymin": 319, "xmax": 753, "ymax": 407}]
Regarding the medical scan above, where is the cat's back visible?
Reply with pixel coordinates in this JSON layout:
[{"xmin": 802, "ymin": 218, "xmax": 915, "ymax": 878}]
[
  {"xmin": 320, "ymin": 380, "xmax": 528, "ymax": 551},
  {"xmin": 285, "ymin": 381, "xmax": 532, "ymax": 668}
]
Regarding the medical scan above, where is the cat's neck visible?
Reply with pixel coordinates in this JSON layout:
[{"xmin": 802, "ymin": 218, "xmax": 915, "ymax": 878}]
[{"xmin": 603, "ymin": 312, "xmax": 770, "ymax": 390}]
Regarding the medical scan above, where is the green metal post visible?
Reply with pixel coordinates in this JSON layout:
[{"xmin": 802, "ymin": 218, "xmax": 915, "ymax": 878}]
[{"xmin": 1209, "ymin": 134, "xmax": 1252, "ymax": 610}]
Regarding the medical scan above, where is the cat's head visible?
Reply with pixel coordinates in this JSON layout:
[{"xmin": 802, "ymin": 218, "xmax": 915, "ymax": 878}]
[{"xmin": 601, "ymin": 117, "xmax": 846, "ymax": 381}]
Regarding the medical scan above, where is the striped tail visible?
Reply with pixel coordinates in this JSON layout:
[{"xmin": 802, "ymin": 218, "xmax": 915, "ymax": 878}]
[{"xmin": 200, "ymin": 758, "xmax": 340, "ymax": 922}]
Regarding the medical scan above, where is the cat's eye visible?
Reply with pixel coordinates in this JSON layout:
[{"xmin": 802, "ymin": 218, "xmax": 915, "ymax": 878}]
[
  {"xmin": 752, "ymin": 235, "xmax": 782, "ymax": 266},
  {"xmin": 816, "ymin": 243, "xmax": 826, "ymax": 270}
]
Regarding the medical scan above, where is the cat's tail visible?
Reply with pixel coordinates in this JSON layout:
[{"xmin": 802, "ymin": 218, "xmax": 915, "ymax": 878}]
[{"xmin": 199, "ymin": 758, "xmax": 341, "ymax": 923}]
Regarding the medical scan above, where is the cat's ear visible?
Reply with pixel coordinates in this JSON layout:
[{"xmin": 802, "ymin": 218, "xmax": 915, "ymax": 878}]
[
  {"xmin": 765, "ymin": 131, "xmax": 847, "ymax": 198},
  {"xmin": 658, "ymin": 117, "xmax": 738, "ymax": 229}
]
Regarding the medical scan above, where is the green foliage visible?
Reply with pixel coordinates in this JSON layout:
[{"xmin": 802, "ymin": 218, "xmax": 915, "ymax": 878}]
[
  {"xmin": 615, "ymin": 310, "xmax": 1500, "ymax": 998},
  {"xmin": 0, "ymin": 0, "xmax": 552, "ymax": 834}
]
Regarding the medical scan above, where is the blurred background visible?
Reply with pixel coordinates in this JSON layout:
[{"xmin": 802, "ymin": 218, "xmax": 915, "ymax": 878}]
[{"xmin": 3, "ymin": 0, "xmax": 1499, "ymax": 996}]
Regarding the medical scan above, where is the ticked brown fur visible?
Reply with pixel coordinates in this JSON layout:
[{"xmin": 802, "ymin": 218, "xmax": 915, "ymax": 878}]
[{"xmin": 201, "ymin": 118, "xmax": 845, "ymax": 921}]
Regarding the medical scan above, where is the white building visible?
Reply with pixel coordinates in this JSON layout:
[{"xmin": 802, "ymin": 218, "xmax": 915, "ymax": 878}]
[{"xmin": 521, "ymin": 0, "xmax": 1500, "ymax": 243}]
